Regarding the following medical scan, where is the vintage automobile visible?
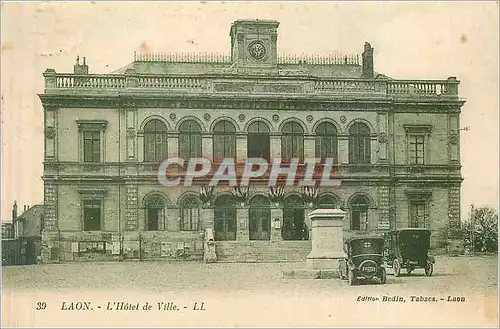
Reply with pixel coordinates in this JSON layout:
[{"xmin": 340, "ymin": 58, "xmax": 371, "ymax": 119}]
[
  {"xmin": 383, "ymin": 228, "xmax": 435, "ymax": 277},
  {"xmin": 338, "ymin": 236, "xmax": 387, "ymax": 285}
]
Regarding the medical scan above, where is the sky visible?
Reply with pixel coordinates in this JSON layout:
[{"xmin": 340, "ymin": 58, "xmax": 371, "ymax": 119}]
[{"xmin": 1, "ymin": 1, "xmax": 498, "ymax": 222}]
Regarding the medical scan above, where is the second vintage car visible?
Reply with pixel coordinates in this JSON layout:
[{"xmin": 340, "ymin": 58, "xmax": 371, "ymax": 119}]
[
  {"xmin": 339, "ymin": 236, "xmax": 387, "ymax": 285},
  {"xmin": 383, "ymin": 228, "xmax": 435, "ymax": 277}
]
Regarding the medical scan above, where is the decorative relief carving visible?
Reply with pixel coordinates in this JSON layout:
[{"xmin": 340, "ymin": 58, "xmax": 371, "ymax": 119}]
[
  {"xmin": 214, "ymin": 82, "xmax": 302, "ymax": 93},
  {"xmin": 378, "ymin": 132, "xmax": 388, "ymax": 143},
  {"xmin": 127, "ymin": 128, "xmax": 136, "ymax": 139},
  {"xmin": 272, "ymin": 114, "xmax": 280, "ymax": 122},
  {"xmin": 248, "ymin": 40, "xmax": 267, "ymax": 60},
  {"xmin": 204, "ymin": 114, "xmax": 211, "ymax": 121},
  {"xmin": 169, "ymin": 113, "xmax": 176, "ymax": 121},
  {"xmin": 449, "ymin": 133, "xmax": 459, "ymax": 145},
  {"xmin": 238, "ymin": 114, "xmax": 246, "ymax": 122},
  {"xmin": 45, "ymin": 126, "xmax": 56, "ymax": 139},
  {"xmin": 306, "ymin": 115, "xmax": 313, "ymax": 123},
  {"xmin": 340, "ymin": 116, "xmax": 347, "ymax": 124}
]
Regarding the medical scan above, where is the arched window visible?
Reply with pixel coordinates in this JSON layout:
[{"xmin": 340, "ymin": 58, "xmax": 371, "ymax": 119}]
[
  {"xmin": 316, "ymin": 194, "xmax": 337, "ymax": 209},
  {"xmin": 249, "ymin": 195, "xmax": 271, "ymax": 240},
  {"xmin": 282, "ymin": 195, "xmax": 308, "ymax": 240},
  {"xmin": 349, "ymin": 122, "xmax": 371, "ymax": 164},
  {"xmin": 214, "ymin": 195, "xmax": 237, "ymax": 241},
  {"xmin": 179, "ymin": 120, "xmax": 202, "ymax": 159},
  {"xmin": 315, "ymin": 122, "xmax": 338, "ymax": 163},
  {"xmin": 144, "ymin": 119, "xmax": 167, "ymax": 162},
  {"xmin": 350, "ymin": 195, "xmax": 369, "ymax": 231},
  {"xmin": 281, "ymin": 122, "xmax": 304, "ymax": 162},
  {"xmin": 180, "ymin": 195, "xmax": 201, "ymax": 231},
  {"xmin": 145, "ymin": 196, "xmax": 165, "ymax": 231},
  {"xmin": 213, "ymin": 121, "xmax": 236, "ymax": 163},
  {"xmin": 247, "ymin": 121, "xmax": 270, "ymax": 161}
]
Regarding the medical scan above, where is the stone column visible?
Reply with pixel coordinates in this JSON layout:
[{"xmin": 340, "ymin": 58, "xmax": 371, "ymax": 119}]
[
  {"xmin": 202, "ymin": 133, "xmax": 213, "ymax": 162},
  {"xmin": 125, "ymin": 184, "xmax": 138, "ymax": 231},
  {"xmin": 41, "ymin": 181, "xmax": 60, "ymax": 264},
  {"xmin": 236, "ymin": 206, "xmax": 249, "ymax": 241},
  {"xmin": 270, "ymin": 134, "xmax": 281, "ymax": 160},
  {"xmin": 370, "ymin": 137, "xmax": 378, "ymax": 165},
  {"xmin": 377, "ymin": 186, "xmax": 390, "ymax": 230},
  {"xmin": 270, "ymin": 206, "xmax": 283, "ymax": 241},
  {"xmin": 167, "ymin": 133, "xmax": 179, "ymax": 159},
  {"xmin": 304, "ymin": 136, "xmax": 315, "ymax": 159},
  {"xmin": 236, "ymin": 133, "xmax": 247, "ymax": 164},
  {"xmin": 306, "ymin": 209, "xmax": 346, "ymax": 269},
  {"xmin": 338, "ymin": 136, "xmax": 349, "ymax": 164},
  {"xmin": 201, "ymin": 207, "xmax": 214, "ymax": 230}
]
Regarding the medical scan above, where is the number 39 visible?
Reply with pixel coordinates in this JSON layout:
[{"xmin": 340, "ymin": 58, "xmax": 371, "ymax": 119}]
[{"xmin": 36, "ymin": 302, "xmax": 47, "ymax": 310}]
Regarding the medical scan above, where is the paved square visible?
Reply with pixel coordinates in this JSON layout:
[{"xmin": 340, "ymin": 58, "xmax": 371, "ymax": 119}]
[{"xmin": 3, "ymin": 255, "xmax": 497, "ymax": 294}]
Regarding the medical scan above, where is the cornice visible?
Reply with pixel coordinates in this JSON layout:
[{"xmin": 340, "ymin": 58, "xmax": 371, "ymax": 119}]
[{"xmin": 38, "ymin": 93, "xmax": 462, "ymax": 112}]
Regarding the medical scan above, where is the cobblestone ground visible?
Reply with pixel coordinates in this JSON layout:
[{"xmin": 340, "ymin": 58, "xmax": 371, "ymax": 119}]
[{"xmin": 2, "ymin": 255, "xmax": 497, "ymax": 294}]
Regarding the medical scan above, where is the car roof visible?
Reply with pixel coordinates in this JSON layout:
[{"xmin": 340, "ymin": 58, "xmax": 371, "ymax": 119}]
[
  {"xmin": 386, "ymin": 228, "xmax": 431, "ymax": 234},
  {"xmin": 345, "ymin": 236, "xmax": 383, "ymax": 244}
]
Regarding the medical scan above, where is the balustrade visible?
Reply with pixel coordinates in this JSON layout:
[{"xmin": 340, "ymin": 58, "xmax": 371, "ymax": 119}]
[{"xmin": 45, "ymin": 72, "xmax": 459, "ymax": 98}]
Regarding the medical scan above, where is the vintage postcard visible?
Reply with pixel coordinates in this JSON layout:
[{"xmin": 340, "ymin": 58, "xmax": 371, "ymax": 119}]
[{"xmin": 1, "ymin": 1, "xmax": 498, "ymax": 327}]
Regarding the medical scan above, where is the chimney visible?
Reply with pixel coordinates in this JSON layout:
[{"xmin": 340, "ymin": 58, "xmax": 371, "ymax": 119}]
[
  {"xmin": 12, "ymin": 201, "xmax": 17, "ymax": 221},
  {"xmin": 362, "ymin": 42, "xmax": 374, "ymax": 78},
  {"xmin": 74, "ymin": 55, "xmax": 89, "ymax": 74}
]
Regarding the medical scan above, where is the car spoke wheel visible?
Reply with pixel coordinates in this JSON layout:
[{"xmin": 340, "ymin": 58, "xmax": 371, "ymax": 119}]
[
  {"xmin": 380, "ymin": 268, "xmax": 387, "ymax": 284},
  {"xmin": 348, "ymin": 270, "xmax": 356, "ymax": 286},
  {"xmin": 393, "ymin": 259, "xmax": 401, "ymax": 277},
  {"xmin": 425, "ymin": 263, "xmax": 434, "ymax": 277}
]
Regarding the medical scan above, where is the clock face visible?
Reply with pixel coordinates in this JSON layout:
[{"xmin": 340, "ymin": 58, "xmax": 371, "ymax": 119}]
[{"xmin": 248, "ymin": 41, "xmax": 266, "ymax": 60}]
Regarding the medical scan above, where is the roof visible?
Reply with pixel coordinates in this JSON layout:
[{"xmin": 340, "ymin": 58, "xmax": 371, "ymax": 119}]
[
  {"xmin": 385, "ymin": 228, "xmax": 432, "ymax": 235},
  {"xmin": 345, "ymin": 236, "xmax": 384, "ymax": 243},
  {"xmin": 16, "ymin": 205, "xmax": 44, "ymax": 221}
]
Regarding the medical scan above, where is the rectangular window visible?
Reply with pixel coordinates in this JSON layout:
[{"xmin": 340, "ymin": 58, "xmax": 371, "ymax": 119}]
[
  {"xmin": 409, "ymin": 201, "xmax": 426, "ymax": 228},
  {"xmin": 83, "ymin": 200, "xmax": 102, "ymax": 231},
  {"xmin": 409, "ymin": 135, "xmax": 425, "ymax": 165},
  {"xmin": 83, "ymin": 131, "xmax": 101, "ymax": 162}
]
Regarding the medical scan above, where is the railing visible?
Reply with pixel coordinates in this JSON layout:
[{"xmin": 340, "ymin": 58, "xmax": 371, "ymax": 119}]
[
  {"xmin": 133, "ymin": 51, "xmax": 361, "ymax": 65},
  {"xmin": 137, "ymin": 76, "xmax": 205, "ymax": 89},
  {"xmin": 55, "ymin": 74, "xmax": 126, "ymax": 89},
  {"xmin": 278, "ymin": 54, "xmax": 360, "ymax": 65},
  {"xmin": 314, "ymin": 80, "xmax": 377, "ymax": 92},
  {"xmin": 134, "ymin": 52, "xmax": 231, "ymax": 63},
  {"xmin": 43, "ymin": 70, "xmax": 459, "ymax": 98}
]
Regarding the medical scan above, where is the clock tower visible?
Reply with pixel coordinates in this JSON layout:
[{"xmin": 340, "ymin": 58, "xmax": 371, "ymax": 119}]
[{"xmin": 229, "ymin": 19, "xmax": 279, "ymax": 72}]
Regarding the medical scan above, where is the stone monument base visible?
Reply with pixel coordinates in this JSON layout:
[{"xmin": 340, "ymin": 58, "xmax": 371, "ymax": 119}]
[
  {"xmin": 306, "ymin": 257, "xmax": 343, "ymax": 270},
  {"xmin": 282, "ymin": 269, "xmax": 338, "ymax": 279}
]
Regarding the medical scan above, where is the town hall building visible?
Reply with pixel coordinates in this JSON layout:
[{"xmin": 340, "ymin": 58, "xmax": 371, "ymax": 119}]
[{"xmin": 38, "ymin": 19, "xmax": 464, "ymax": 263}]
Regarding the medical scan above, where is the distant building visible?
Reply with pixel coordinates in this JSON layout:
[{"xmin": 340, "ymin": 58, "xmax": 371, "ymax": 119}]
[
  {"xmin": 2, "ymin": 202, "xmax": 18, "ymax": 265},
  {"xmin": 15, "ymin": 204, "xmax": 44, "ymax": 265},
  {"xmin": 2, "ymin": 222, "xmax": 14, "ymax": 239},
  {"xmin": 2, "ymin": 202, "xmax": 44, "ymax": 265},
  {"xmin": 39, "ymin": 19, "xmax": 464, "ymax": 264}
]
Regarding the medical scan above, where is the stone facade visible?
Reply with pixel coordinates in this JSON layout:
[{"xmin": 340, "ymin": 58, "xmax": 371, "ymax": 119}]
[{"xmin": 38, "ymin": 20, "xmax": 464, "ymax": 263}]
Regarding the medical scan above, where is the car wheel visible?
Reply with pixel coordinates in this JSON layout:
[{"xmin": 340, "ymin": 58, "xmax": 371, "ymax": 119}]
[
  {"xmin": 380, "ymin": 268, "xmax": 387, "ymax": 284},
  {"xmin": 393, "ymin": 259, "xmax": 401, "ymax": 277},
  {"xmin": 425, "ymin": 263, "xmax": 434, "ymax": 277},
  {"xmin": 348, "ymin": 270, "xmax": 356, "ymax": 286}
]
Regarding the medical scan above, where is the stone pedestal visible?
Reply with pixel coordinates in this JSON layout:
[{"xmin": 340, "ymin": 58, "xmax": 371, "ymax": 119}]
[{"xmin": 306, "ymin": 208, "xmax": 346, "ymax": 269}]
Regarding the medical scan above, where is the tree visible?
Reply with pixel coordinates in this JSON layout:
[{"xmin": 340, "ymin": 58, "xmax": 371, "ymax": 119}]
[{"xmin": 464, "ymin": 205, "xmax": 498, "ymax": 252}]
